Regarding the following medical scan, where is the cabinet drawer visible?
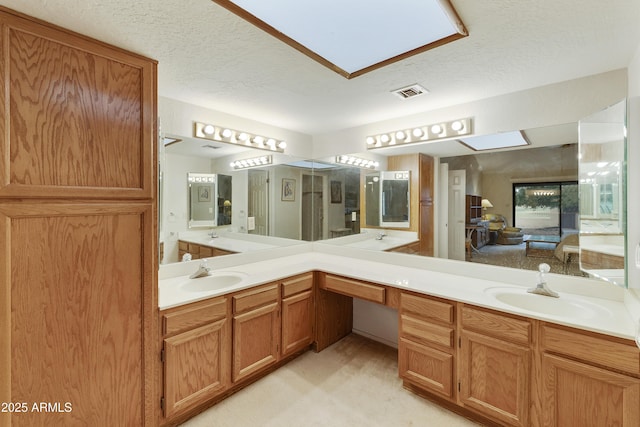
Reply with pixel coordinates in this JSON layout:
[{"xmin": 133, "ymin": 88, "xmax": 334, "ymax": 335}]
[
  {"xmin": 233, "ymin": 284, "xmax": 279, "ymax": 314},
  {"xmin": 400, "ymin": 293, "xmax": 454, "ymax": 325},
  {"xmin": 400, "ymin": 314, "xmax": 454, "ymax": 349},
  {"xmin": 541, "ymin": 324, "xmax": 640, "ymax": 376},
  {"xmin": 199, "ymin": 245, "xmax": 213, "ymax": 257},
  {"xmin": 461, "ymin": 305, "xmax": 531, "ymax": 345},
  {"xmin": 322, "ymin": 274, "xmax": 385, "ymax": 304},
  {"xmin": 282, "ymin": 273, "xmax": 313, "ymax": 298},
  {"xmin": 163, "ymin": 297, "xmax": 227, "ymax": 337}
]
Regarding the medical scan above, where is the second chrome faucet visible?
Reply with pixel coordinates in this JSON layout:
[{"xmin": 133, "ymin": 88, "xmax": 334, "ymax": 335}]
[{"xmin": 189, "ymin": 259, "xmax": 212, "ymax": 279}]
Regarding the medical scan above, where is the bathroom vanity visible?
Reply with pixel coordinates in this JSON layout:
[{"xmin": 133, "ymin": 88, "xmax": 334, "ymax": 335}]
[{"xmin": 157, "ymin": 248, "xmax": 639, "ymax": 426}]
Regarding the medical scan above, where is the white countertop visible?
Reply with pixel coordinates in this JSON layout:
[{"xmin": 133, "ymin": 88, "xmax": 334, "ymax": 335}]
[{"xmin": 159, "ymin": 246, "xmax": 638, "ymax": 341}]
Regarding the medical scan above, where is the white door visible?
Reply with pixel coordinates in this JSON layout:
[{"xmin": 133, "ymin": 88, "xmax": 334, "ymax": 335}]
[
  {"xmin": 248, "ymin": 170, "xmax": 269, "ymax": 235},
  {"xmin": 438, "ymin": 163, "xmax": 449, "ymax": 258},
  {"xmin": 448, "ymin": 169, "xmax": 466, "ymax": 260}
]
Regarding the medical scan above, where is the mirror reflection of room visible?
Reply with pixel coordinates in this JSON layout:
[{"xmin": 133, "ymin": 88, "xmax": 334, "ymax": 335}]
[{"xmin": 442, "ymin": 142, "xmax": 582, "ymax": 276}]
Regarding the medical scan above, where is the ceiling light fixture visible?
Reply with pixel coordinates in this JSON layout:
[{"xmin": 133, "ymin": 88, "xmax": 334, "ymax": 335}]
[
  {"xmin": 366, "ymin": 118, "xmax": 472, "ymax": 150},
  {"xmin": 458, "ymin": 130, "xmax": 530, "ymax": 151},
  {"xmin": 229, "ymin": 155, "xmax": 273, "ymax": 170},
  {"xmin": 336, "ymin": 155, "xmax": 379, "ymax": 169},
  {"xmin": 212, "ymin": 0, "xmax": 467, "ymax": 79},
  {"xmin": 194, "ymin": 121, "xmax": 286, "ymax": 152}
]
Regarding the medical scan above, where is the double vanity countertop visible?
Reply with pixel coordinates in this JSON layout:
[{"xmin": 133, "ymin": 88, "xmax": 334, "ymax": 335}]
[{"xmin": 159, "ymin": 243, "xmax": 639, "ymax": 342}]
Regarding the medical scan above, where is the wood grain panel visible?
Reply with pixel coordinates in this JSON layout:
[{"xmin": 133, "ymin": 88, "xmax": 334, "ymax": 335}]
[
  {"xmin": 314, "ymin": 285, "xmax": 352, "ymax": 352},
  {"xmin": 232, "ymin": 302, "xmax": 279, "ymax": 383},
  {"xmin": 460, "ymin": 330, "xmax": 530, "ymax": 426},
  {"xmin": 400, "ymin": 292, "xmax": 454, "ymax": 324},
  {"xmin": 281, "ymin": 290, "xmax": 313, "ymax": 356},
  {"xmin": 6, "ymin": 206, "xmax": 150, "ymax": 426},
  {"xmin": 232, "ymin": 284, "xmax": 278, "ymax": 314},
  {"xmin": 461, "ymin": 305, "xmax": 531, "ymax": 345},
  {"xmin": 163, "ymin": 319, "xmax": 230, "ymax": 418},
  {"xmin": 163, "ymin": 297, "xmax": 227, "ymax": 337},
  {"xmin": 400, "ymin": 314, "xmax": 454, "ymax": 349},
  {"xmin": 541, "ymin": 354, "xmax": 640, "ymax": 427},
  {"xmin": 281, "ymin": 273, "xmax": 313, "ymax": 298},
  {"xmin": 541, "ymin": 324, "xmax": 640, "ymax": 376},
  {"xmin": 399, "ymin": 338, "xmax": 454, "ymax": 399},
  {"xmin": 0, "ymin": 9, "xmax": 157, "ymax": 199},
  {"xmin": 322, "ymin": 274, "xmax": 385, "ymax": 304}
]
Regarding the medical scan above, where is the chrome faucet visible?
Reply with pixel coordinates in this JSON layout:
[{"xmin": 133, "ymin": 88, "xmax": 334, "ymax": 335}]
[
  {"xmin": 208, "ymin": 230, "xmax": 218, "ymax": 238},
  {"xmin": 527, "ymin": 263, "xmax": 559, "ymax": 298},
  {"xmin": 376, "ymin": 230, "xmax": 387, "ymax": 240},
  {"xmin": 189, "ymin": 259, "xmax": 212, "ymax": 279}
]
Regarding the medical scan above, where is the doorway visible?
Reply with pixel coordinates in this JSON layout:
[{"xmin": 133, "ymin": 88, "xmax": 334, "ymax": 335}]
[
  {"xmin": 302, "ymin": 174, "xmax": 323, "ymax": 241},
  {"xmin": 248, "ymin": 169, "xmax": 269, "ymax": 235}
]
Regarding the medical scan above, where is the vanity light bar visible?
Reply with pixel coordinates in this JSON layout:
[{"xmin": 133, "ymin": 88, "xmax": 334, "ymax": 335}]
[
  {"xmin": 230, "ymin": 155, "xmax": 273, "ymax": 170},
  {"xmin": 194, "ymin": 121, "xmax": 287, "ymax": 153},
  {"xmin": 366, "ymin": 118, "xmax": 472, "ymax": 149},
  {"xmin": 188, "ymin": 173, "xmax": 215, "ymax": 183},
  {"xmin": 336, "ymin": 155, "xmax": 380, "ymax": 169}
]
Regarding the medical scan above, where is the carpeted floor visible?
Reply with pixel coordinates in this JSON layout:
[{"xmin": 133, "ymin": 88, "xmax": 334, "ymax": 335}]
[
  {"xmin": 468, "ymin": 241, "xmax": 585, "ymax": 277},
  {"xmin": 181, "ymin": 334, "xmax": 481, "ymax": 427}
]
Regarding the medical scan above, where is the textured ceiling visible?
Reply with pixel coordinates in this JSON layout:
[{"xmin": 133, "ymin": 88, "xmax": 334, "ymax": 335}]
[{"xmin": 3, "ymin": 0, "xmax": 640, "ymax": 137}]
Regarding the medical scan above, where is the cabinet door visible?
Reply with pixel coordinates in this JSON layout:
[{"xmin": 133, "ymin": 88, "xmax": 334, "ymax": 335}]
[
  {"xmin": 459, "ymin": 330, "xmax": 530, "ymax": 427},
  {"xmin": 281, "ymin": 290, "xmax": 313, "ymax": 357},
  {"xmin": 1, "ymin": 203, "xmax": 155, "ymax": 426},
  {"xmin": 163, "ymin": 318, "xmax": 230, "ymax": 418},
  {"xmin": 0, "ymin": 10, "xmax": 156, "ymax": 199},
  {"xmin": 399, "ymin": 338, "xmax": 454, "ymax": 399},
  {"xmin": 233, "ymin": 302, "xmax": 279, "ymax": 382},
  {"xmin": 541, "ymin": 354, "xmax": 640, "ymax": 427}
]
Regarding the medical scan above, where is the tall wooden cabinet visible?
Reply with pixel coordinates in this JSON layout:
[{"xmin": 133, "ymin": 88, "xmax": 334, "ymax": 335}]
[
  {"xmin": 0, "ymin": 7, "xmax": 157, "ymax": 427},
  {"xmin": 385, "ymin": 153, "xmax": 435, "ymax": 256}
]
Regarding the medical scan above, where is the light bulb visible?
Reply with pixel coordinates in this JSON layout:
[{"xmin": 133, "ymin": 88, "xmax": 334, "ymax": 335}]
[{"xmin": 203, "ymin": 124, "xmax": 215, "ymax": 135}]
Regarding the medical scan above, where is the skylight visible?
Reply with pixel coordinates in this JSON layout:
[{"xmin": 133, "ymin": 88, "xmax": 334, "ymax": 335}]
[
  {"xmin": 459, "ymin": 131, "xmax": 530, "ymax": 151},
  {"xmin": 212, "ymin": 0, "xmax": 467, "ymax": 78}
]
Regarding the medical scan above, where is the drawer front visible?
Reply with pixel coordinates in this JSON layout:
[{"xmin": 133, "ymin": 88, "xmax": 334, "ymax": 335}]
[
  {"xmin": 163, "ymin": 297, "xmax": 227, "ymax": 336},
  {"xmin": 461, "ymin": 305, "xmax": 531, "ymax": 345},
  {"xmin": 199, "ymin": 245, "xmax": 213, "ymax": 258},
  {"xmin": 282, "ymin": 273, "xmax": 314, "ymax": 298},
  {"xmin": 399, "ymin": 338, "xmax": 454, "ymax": 399},
  {"xmin": 401, "ymin": 314, "xmax": 454, "ymax": 349},
  {"xmin": 233, "ymin": 283, "xmax": 279, "ymax": 314},
  {"xmin": 541, "ymin": 324, "xmax": 640, "ymax": 376},
  {"xmin": 400, "ymin": 293, "xmax": 454, "ymax": 325},
  {"xmin": 322, "ymin": 274, "xmax": 385, "ymax": 304}
]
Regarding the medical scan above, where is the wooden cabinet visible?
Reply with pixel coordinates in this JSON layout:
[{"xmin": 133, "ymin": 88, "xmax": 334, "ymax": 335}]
[
  {"xmin": 179, "ymin": 240, "xmax": 236, "ymax": 260},
  {"xmin": 232, "ymin": 284, "xmax": 280, "ymax": 382},
  {"xmin": 0, "ymin": 7, "xmax": 157, "ymax": 427},
  {"xmin": 384, "ymin": 153, "xmax": 435, "ymax": 256},
  {"xmin": 459, "ymin": 305, "xmax": 532, "ymax": 427},
  {"xmin": 465, "ymin": 195, "xmax": 483, "ymax": 223},
  {"xmin": 161, "ymin": 298, "xmax": 230, "ymax": 419},
  {"xmin": 398, "ymin": 293, "xmax": 456, "ymax": 400},
  {"xmin": 539, "ymin": 324, "xmax": 640, "ymax": 426},
  {"xmin": 281, "ymin": 273, "xmax": 314, "ymax": 357}
]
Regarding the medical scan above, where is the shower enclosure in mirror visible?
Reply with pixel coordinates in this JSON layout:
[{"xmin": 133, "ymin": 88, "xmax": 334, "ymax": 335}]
[{"xmin": 578, "ymin": 99, "xmax": 627, "ymax": 286}]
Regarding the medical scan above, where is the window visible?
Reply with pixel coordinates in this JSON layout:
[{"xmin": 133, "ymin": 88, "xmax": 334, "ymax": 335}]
[{"xmin": 513, "ymin": 182, "xmax": 578, "ymax": 236}]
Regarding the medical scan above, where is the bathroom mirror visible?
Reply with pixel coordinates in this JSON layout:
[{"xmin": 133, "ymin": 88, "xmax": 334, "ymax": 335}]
[
  {"xmin": 186, "ymin": 172, "xmax": 233, "ymax": 228},
  {"xmin": 160, "ymin": 138, "xmax": 310, "ymax": 263},
  {"xmin": 364, "ymin": 171, "xmax": 411, "ymax": 228},
  {"xmin": 578, "ymin": 99, "xmax": 627, "ymax": 286}
]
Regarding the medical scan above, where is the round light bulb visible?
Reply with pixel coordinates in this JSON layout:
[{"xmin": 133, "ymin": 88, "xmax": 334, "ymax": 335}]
[
  {"xmin": 366, "ymin": 136, "xmax": 376, "ymax": 145},
  {"xmin": 412, "ymin": 128, "xmax": 424, "ymax": 138},
  {"xmin": 221, "ymin": 128, "xmax": 232, "ymax": 138},
  {"xmin": 431, "ymin": 124, "xmax": 443, "ymax": 135},
  {"xmin": 203, "ymin": 124, "xmax": 215, "ymax": 135},
  {"xmin": 380, "ymin": 134, "xmax": 390, "ymax": 143},
  {"xmin": 451, "ymin": 120, "xmax": 464, "ymax": 132}
]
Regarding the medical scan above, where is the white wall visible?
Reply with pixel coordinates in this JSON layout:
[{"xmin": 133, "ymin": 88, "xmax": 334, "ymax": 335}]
[
  {"xmin": 627, "ymin": 44, "xmax": 640, "ymax": 290},
  {"xmin": 312, "ymin": 70, "xmax": 626, "ymax": 159}
]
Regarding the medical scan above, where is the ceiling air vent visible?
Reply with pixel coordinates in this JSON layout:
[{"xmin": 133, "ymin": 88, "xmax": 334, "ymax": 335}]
[
  {"xmin": 392, "ymin": 84, "xmax": 428, "ymax": 100},
  {"xmin": 202, "ymin": 144, "xmax": 220, "ymax": 150}
]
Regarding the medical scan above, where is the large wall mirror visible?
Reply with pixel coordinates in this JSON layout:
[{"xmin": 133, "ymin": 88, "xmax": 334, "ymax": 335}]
[
  {"xmin": 578, "ymin": 99, "xmax": 627, "ymax": 286},
  {"xmin": 364, "ymin": 171, "xmax": 411, "ymax": 228},
  {"xmin": 317, "ymin": 115, "xmax": 629, "ymax": 289}
]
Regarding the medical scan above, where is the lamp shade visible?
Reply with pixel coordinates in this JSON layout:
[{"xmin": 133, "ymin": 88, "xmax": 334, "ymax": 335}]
[{"xmin": 481, "ymin": 199, "xmax": 493, "ymax": 208}]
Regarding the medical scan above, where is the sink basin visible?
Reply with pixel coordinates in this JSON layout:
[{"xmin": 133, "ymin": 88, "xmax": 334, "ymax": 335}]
[
  {"xmin": 180, "ymin": 271, "xmax": 247, "ymax": 293},
  {"xmin": 484, "ymin": 287, "xmax": 613, "ymax": 320}
]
